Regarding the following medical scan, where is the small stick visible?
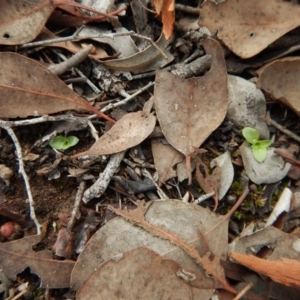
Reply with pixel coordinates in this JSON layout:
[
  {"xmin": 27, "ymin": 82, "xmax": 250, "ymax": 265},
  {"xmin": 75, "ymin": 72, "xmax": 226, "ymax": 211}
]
[
  {"xmin": 232, "ymin": 282, "xmax": 253, "ymax": 300},
  {"xmin": 82, "ymin": 151, "xmax": 126, "ymax": 203},
  {"xmin": 266, "ymin": 111, "xmax": 300, "ymax": 143},
  {"xmin": 48, "ymin": 44, "xmax": 93, "ymax": 76},
  {"xmin": 67, "ymin": 181, "xmax": 86, "ymax": 232},
  {"xmin": 0, "ymin": 122, "xmax": 42, "ymax": 234},
  {"xmin": 206, "ymin": 187, "xmax": 249, "ymax": 236},
  {"xmin": 100, "ymin": 82, "xmax": 155, "ymax": 113}
]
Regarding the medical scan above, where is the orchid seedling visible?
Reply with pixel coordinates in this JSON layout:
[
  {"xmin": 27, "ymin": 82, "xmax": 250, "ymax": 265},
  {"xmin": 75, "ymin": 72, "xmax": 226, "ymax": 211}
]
[
  {"xmin": 242, "ymin": 127, "xmax": 272, "ymax": 163},
  {"xmin": 50, "ymin": 135, "xmax": 79, "ymax": 150}
]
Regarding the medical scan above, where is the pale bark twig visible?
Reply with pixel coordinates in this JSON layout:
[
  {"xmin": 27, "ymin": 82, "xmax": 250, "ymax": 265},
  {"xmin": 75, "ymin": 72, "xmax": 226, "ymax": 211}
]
[
  {"xmin": 0, "ymin": 122, "xmax": 42, "ymax": 234},
  {"xmin": 67, "ymin": 181, "xmax": 86, "ymax": 232},
  {"xmin": 82, "ymin": 151, "xmax": 126, "ymax": 203}
]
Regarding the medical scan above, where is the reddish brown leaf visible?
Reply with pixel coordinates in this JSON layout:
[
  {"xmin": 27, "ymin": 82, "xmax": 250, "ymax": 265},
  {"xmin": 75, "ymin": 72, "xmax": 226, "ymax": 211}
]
[
  {"xmin": 0, "ymin": 235, "xmax": 75, "ymax": 288},
  {"xmin": 0, "ymin": 52, "xmax": 114, "ymax": 123},
  {"xmin": 154, "ymin": 0, "xmax": 175, "ymax": 40},
  {"xmin": 77, "ymin": 247, "xmax": 193, "ymax": 300},
  {"xmin": 230, "ymin": 252, "xmax": 300, "ymax": 289},
  {"xmin": 73, "ymin": 111, "xmax": 156, "ymax": 157},
  {"xmin": 0, "ymin": 0, "xmax": 54, "ymax": 45},
  {"xmin": 199, "ymin": 0, "xmax": 300, "ymax": 58},
  {"xmin": 256, "ymin": 57, "xmax": 300, "ymax": 116}
]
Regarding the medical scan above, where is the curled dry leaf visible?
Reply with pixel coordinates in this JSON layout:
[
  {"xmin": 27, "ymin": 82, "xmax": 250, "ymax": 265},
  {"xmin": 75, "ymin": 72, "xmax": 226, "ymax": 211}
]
[
  {"xmin": 73, "ymin": 111, "xmax": 156, "ymax": 157},
  {"xmin": 0, "ymin": 0, "xmax": 54, "ymax": 45},
  {"xmin": 76, "ymin": 247, "xmax": 193, "ymax": 300},
  {"xmin": 103, "ymin": 33, "xmax": 174, "ymax": 73},
  {"xmin": 154, "ymin": 38, "xmax": 228, "ymax": 157},
  {"xmin": 151, "ymin": 138, "xmax": 184, "ymax": 185},
  {"xmin": 199, "ymin": 0, "xmax": 300, "ymax": 58},
  {"xmin": 0, "ymin": 235, "xmax": 75, "ymax": 288},
  {"xmin": 71, "ymin": 200, "xmax": 231, "ymax": 297},
  {"xmin": 0, "ymin": 53, "xmax": 114, "ymax": 123},
  {"xmin": 256, "ymin": 57, "xmax": 300, "ymax": 116}
]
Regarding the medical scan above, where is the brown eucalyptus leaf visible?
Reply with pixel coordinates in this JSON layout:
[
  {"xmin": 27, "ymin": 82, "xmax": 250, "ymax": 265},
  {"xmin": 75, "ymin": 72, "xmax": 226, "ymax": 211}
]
[
  {"xmin": 151, "ymin": 138, "xmax": 184, "ymax": 184},
  {"xmin": 73, "ymin": 111, "xmax": 156, "ymax": 157},
  {"xmin": 199, "ymin": 0, "xmax": 300, "ymax": 58},
  {"xmin": 154, "ymin": 38, "xmax": 228, "ymax": 156},
  {"xmin": 0, "ymin": 52, "xmax": 114, "ymax": 122},
  {"xmin": 71, "ymin": 200, "xmax": 229, "ymax": 297},
  {"xmin": 256, "ymin": 57, "xmax": 300, "ymax": 116},
  {"xmin": 76, "ymin": 247, "xmax": 193, "ymax": 300},
  {"xmin": 0, "ymin": 235, "xmax": 75, "ymax": 288},
  {"xmin": 0, "ymin": 0, "xmax": 54, "ymax": 45},
  {"xmin": 103, "ymin": 33, "xmax": 174, "ymax": 74}
]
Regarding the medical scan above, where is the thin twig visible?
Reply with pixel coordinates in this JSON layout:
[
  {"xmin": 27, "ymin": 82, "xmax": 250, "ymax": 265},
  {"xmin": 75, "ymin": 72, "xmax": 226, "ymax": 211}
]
[
  {"xmin": 266, "ymin": 111, "xmax": 300, "ymax": 143},
  {"xmin": 0, "ymin": 122, "xmax": 42, "ymax": 234},
  {"xmin": 232, "ymin": 282, "xmax": 253, "ymax": 300},
  {"xmin": 206, "ymin": 187, "xmax": 249, "ymax": 236},
  {"xmin": 100, "ymin": 82, "xmax": 155, "ymax": 112},
  {"xmin": 67, "ymin": 181, "xmax": 86, "ymax": 232},
  {"xmin": 82, "ymin": 151, "xmax": 126, "ymax": 203},
  {"xmin": 48, "ymin": 44, "xmax": 93, "ymax": 76}
]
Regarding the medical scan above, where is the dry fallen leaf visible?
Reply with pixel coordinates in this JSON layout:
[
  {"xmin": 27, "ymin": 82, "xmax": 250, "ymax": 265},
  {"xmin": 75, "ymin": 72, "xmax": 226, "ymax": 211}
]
[
  {"xmin": 0, "ymin": 0, "xmax": 54, "ymax": 45},
  {"xmin": 153, "ymin": 0, "xmax": 175, "ymax": 40},
  {"xmin": 154, "ymin": 38, "xmax": 228, "ymax": 182},
  {"xmin": 0, "ymin": 235, "xmax": 75, "ymax": 288},
  {"xmin": 154, "ymin": 38, "xmax": 227, "ymax": 157},
  {"xmin": 256, "ymin": 57, "xmax": 300, "ymax": 116},
  {"xmin": 199, "ymin": 0, "xmax": 300, "ymax": 58},
  {"xmin": 151, "ymin": 138, "xmax": 184, "ymax": 185},
  {"xmin": 73, "ymin": 111, "xmax": 156, "ymax": 157},
  {"xmin": 103, "ymin": 33, "xmax": 174, "ymax": 73},
  {"xmin": 0, "ymin": 52, "xmax": 114, "ymax": 122},
  {"xmin": 71, "ymin": 200, "xmax": 232, "ymax": 296},
  {"xmin": 76, "ymin": 247, "xmax": 193, "ymax": 300},
  {"xmin": 230, "ymin": 252, "xmax": 300, "ymax": 289}
]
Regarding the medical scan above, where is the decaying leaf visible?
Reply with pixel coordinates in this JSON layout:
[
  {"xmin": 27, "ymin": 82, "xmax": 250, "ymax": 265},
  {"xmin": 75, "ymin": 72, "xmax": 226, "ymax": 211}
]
[
  {"xmin": 153, "ymin": 0, "xmax": 175, "ymax": 40},
  {"xmin": 210, "ymin": 151, "xmax": 234, "ymax": 200},
  {"xmin": 103, "ymin": 33, "xmax": 174, "ymax": 73},
  {"xmin": 76, "ymin": 247, "xmax": 193, "ymax": 300},
  {"xmin": 199, "ymin": 0, "xmax": 300, "ymax": 58},
  {"xmin": 0, "ymin": 0, "xmax": 54, "ymax": 45},
  {"xmin": 0, "ymin": 52, "xmax": 114, "ymax": 122},
  {"xmin": 256, "ymin": 57, "xmax": 300, "ymax": 116},
  {"xmin": 195, "ymin": 157, "xmax": 220, "ymax": 210},
  {"xmin": 0, "ymin": 235, "xmax": 75, "ymax": 288},
  {"xmin": 154, "ymin": 38, "xmax": 227, "ymax": 157},
  {"xmin": 230, "ymin": 252, "xmax": 300, "ymax": 289},
  {"xmin": 151, "ymin": 138, "xmax": 184, "ymax": 184},
  {"xmin": 77, "ymin": 26, "xmax": 139, "ymax": 58},
  {"xmin": 73, "ymin": 111, "xmax": 156, "ymax": 157},
  {"xmin": 71, "ymin": 200, "xmax": 233, "ymax": 296}
]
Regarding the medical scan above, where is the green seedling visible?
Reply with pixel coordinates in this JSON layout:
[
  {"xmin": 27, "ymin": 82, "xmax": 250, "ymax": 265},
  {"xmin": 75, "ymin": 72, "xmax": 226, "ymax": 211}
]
[
  {"xmin": 242, "ymin": 127, "xmax": 272, "ymax": 163},
  {"xmin": 50, "ymin": 135, "xmax": 79, "ymax": 150}
]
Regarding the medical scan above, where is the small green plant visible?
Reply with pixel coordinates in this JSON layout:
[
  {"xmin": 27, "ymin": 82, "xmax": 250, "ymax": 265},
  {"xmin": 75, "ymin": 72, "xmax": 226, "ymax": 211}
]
[
  {"xmin": 50, "ymin": 135, "xmax": 79, "ymax": 150},
  {"xmin": 242, "ymin": 127, "xmax": 272, "ymax": 163}
]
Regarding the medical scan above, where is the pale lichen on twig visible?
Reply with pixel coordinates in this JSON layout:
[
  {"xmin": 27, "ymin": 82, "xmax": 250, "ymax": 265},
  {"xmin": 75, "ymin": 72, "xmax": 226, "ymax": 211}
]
[{"xmin": 0, "ymin": 121, "xmax": 42, "ymax": 234}]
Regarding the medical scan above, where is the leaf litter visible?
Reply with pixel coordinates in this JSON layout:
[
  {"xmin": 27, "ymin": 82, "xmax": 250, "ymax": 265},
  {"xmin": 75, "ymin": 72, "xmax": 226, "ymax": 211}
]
[{"xmin": 1, "ymin": 0, "xmax": 300, "ymax": 299}]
